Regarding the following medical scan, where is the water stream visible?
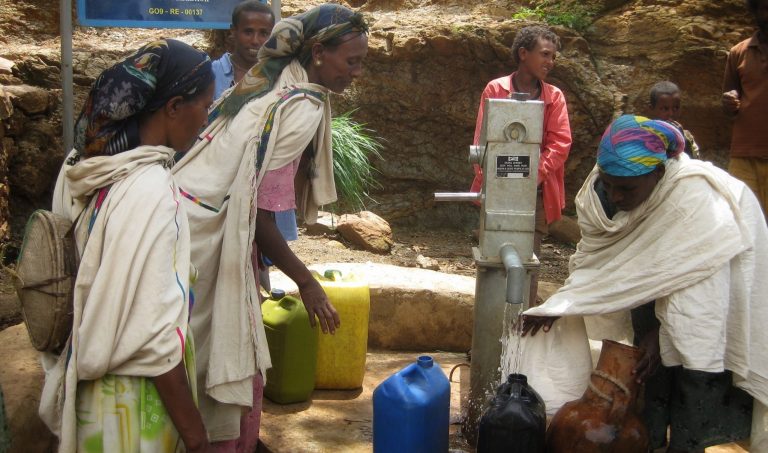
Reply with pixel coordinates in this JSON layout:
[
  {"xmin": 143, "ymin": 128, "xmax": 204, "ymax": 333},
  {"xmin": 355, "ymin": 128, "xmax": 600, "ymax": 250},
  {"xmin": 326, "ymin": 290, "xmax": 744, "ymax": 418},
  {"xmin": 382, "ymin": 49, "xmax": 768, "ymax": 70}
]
[{"xmin": 499, "ymin": 303, "xmax": 525, "ymax": 381}]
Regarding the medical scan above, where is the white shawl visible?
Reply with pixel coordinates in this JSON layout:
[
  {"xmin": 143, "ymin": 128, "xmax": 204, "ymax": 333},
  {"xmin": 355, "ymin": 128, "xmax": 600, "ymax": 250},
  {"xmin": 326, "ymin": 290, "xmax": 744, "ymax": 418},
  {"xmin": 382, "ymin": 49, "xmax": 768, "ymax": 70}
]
[
  {"xmin": 171, "ymin": 59, "xmax": 335, "ymax": 440},
  {"xmin": 41, "ymin": 146, "xmax": 191, "ymax": 452},
  {"xmin": 525, "ymin": 155, "xmax": 768, "ymax": 407}
]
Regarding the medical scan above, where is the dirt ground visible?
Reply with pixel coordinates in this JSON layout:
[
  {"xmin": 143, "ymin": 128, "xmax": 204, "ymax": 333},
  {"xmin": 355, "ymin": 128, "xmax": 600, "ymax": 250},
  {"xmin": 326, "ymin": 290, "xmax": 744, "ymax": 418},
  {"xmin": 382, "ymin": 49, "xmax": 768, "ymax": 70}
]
[{"xmin": 293, "ymin": 224, "xmax": 575, "ymax": 285}]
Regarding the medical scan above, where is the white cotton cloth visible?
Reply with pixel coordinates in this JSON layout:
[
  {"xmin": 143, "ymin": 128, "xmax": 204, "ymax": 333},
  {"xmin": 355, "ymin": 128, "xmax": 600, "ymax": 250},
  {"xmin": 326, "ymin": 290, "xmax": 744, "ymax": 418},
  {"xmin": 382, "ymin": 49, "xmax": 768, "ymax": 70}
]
[
  {"xmin": 524, "ymin": 155, "xmax": 768, "ymax": 425},
  {"xmin": 40, "ymin": 146, "xmax": 191, "ymax": 452},
  {"xmin": 171, "ymin": 59, "xmax": 335, "ymax": 441}
]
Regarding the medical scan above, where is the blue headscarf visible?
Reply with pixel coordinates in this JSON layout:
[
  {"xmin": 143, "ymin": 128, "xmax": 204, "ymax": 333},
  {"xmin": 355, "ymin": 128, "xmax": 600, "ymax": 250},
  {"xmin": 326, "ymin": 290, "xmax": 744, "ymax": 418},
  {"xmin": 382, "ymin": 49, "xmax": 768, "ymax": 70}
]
[
  {"xmin": 74, "ymin": 39, "xmax": 214, "ymax": 157},
  {"xmin": 597, "ymin": 115, "xmax": 685, "ymax": 177}
]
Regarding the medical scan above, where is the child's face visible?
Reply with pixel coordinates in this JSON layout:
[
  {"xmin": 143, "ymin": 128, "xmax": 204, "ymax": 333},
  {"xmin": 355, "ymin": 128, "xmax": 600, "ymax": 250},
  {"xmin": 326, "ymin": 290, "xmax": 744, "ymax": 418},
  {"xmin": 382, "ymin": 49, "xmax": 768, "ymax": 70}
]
[
  {"xmin": 650, "ymin": 93, "xmax": 681, "ymax": 122},
  {"xmin": 518, "ymin": 37, "xmax": 556, "ymax": 82},
  {"xmin": 231, "ymin": 11, "xmax": 274, "ymax": 68}
]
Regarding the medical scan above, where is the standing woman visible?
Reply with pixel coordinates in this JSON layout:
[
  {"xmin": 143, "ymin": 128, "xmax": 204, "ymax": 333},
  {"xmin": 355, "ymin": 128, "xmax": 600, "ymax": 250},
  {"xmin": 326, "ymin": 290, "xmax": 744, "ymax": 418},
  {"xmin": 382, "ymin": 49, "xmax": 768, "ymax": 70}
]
[
  {"xmin": 172, "ymin": 3, "xmax": 368, "ymax": 449},
  {"xmin": 43, "ymin": 39, "xmax": 215, "ymax": 452}
]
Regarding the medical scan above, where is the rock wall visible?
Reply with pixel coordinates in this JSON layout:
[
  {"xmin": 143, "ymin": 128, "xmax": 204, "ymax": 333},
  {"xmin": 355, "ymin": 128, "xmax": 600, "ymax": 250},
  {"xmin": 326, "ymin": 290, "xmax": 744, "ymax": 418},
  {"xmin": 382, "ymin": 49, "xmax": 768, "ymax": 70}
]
[{"xmin": 0, "ymin": 0, "xmax": 758, "ymax": 245}]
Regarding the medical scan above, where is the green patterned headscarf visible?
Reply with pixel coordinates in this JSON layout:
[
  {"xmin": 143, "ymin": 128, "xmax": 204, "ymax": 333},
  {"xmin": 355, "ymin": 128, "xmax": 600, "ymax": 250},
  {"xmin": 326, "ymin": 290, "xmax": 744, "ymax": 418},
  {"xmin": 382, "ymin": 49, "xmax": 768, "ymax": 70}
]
[{"xmin": 216, "ymin": 3, "xmax": 368, "ymax": 118}]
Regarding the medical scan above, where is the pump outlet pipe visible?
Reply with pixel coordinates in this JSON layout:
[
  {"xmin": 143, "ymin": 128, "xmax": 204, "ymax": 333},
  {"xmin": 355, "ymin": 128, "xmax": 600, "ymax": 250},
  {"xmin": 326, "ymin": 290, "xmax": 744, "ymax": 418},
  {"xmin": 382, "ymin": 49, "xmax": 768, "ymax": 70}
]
[{"xmin": 500, "ymin": 244, "xmax": 524, "ymax": 304}]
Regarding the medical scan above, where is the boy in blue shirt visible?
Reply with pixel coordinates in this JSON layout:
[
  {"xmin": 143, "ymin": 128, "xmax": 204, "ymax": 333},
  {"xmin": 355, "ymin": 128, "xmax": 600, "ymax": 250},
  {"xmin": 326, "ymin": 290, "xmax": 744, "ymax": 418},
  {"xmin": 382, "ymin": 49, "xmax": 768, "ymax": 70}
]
[{"xmin": 212, "ymin": 1, "xmax": 274, "ymax": 99}]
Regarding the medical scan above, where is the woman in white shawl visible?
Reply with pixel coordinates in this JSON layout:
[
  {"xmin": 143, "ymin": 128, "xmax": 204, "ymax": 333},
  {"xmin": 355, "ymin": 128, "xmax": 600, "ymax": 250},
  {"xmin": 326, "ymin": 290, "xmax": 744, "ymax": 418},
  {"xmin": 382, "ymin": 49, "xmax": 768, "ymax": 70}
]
[
  {"xmin": 44, "ymin": 39, "xmax": 215, "ymax": 452},
  {"xmin": 171, "ymin": 3, "xmax": 369, "ymax": 449},
  {"xmin": 523, "ymin": 115, "xmax": 768, "ymax": 452}
]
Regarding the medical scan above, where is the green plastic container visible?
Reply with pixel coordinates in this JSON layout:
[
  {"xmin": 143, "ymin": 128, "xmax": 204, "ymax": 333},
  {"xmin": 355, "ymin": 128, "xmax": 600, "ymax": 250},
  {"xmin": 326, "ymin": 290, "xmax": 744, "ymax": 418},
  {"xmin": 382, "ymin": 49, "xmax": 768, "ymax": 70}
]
[{"xmin": 262, "ymin": 289, "xmax": 319, "ymax": 404}]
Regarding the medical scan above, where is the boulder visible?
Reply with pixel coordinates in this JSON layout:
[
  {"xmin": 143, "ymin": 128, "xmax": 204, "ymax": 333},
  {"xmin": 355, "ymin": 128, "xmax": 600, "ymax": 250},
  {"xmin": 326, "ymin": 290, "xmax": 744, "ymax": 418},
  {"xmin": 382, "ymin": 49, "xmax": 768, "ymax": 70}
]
[
  {"xmin": 548, "ymin": 215, "xmax": 581, "ymax": 245},
  {"xmin": 0, "ymin": 86, "xmax": 13, "ymax": 121},
  {"xmin": 2, "ymin": 85, "xmax": 50, "ymax": 115},
  {"xmin": 337, "ymin": 211, "xmax": 394, "ymax": 254},
  {"xmin": 0, "ymin": 57, "xmax": 14, "ymax": 75}
]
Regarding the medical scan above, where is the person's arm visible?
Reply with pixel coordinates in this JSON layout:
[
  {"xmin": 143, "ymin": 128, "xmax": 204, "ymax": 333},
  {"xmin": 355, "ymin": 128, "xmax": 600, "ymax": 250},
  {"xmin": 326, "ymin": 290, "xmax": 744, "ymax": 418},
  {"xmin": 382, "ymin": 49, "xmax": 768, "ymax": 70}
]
[
  {"xmin": 152, "ymin": 361, "xmax": 211, "ymax": 452},
  {"xmin": 255, "ymin": 208, "xmax": 339, "ymax": 334},
  {"xmin": 722, "ymin": 46, "xmax": 741, "ymax": 115},
  {"xmin": 630, "ymin": 301, "xmax": 661, "ymax": 384},
  {"xmin": 537, "ymin": 89, "xmax": 572, "ymax": 185},
  {"xmin": 470, "ymin": 85, "xmax": 491, "ymax": 194}
]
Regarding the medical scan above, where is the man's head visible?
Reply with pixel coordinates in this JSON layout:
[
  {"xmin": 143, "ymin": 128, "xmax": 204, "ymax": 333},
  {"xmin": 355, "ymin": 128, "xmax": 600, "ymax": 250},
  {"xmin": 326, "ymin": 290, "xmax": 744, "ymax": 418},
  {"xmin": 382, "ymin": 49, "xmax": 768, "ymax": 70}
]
[
  {"xmin": 747, "ymin": 0, "xmax": 768, "ymax": 36},
  {"xmin": 649, "ymin": 81, "xmax": 681, "ymax": 122},
  {"xmin": 511, "ymin": 26, "xmax": 560, "ymax": 81},
  {"xmin": 231, "ymin": 1, "xmax": 275, "ymax": 68},
  {"xmin": 596, "ymin": 115, "xmax": 685, "ymax": 211}
]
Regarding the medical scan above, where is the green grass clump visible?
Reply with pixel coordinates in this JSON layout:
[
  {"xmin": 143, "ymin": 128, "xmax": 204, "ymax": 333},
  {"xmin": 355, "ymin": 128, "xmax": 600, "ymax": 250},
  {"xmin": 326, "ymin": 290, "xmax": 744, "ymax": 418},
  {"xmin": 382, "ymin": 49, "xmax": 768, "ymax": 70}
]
[
  {"xmin": 512, "ymin": 2, "xmax": 595, "ymax": 33},
  {"xmin": 330, "ymin": 111, "xmax": 384, "ymax": 212}
]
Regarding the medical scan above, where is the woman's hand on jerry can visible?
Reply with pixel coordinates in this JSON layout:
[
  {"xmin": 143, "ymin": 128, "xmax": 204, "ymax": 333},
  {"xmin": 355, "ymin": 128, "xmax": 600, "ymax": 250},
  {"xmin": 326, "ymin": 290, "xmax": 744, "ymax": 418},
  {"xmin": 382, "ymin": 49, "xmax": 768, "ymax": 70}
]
[{"xmin": 299, "ymin": 279, "xmax": 341, "ymax": 334}]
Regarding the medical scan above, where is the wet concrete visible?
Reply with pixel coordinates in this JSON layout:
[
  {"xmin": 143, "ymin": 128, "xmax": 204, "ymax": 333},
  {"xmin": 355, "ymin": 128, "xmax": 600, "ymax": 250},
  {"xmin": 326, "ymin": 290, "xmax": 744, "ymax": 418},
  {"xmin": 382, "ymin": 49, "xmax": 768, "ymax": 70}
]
[{"xmin": 260, "ymin": 350, "xmax": 471, "ymax": 453}]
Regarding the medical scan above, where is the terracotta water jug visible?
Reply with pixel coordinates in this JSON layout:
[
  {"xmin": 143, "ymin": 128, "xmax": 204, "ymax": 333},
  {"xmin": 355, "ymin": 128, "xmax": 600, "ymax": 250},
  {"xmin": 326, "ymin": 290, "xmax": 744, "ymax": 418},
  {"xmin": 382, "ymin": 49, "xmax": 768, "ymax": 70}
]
[{"xmin": 546, "ymin": 339, "xmax": 649, "ymax": 453}]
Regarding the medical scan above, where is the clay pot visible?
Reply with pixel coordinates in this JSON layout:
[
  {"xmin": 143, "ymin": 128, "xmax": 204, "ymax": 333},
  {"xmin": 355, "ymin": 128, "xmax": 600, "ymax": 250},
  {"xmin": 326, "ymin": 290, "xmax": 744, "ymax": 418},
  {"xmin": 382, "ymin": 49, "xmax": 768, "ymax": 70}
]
[{"xmin": 546, "ymin": 339, "xmax": 649, "ymax": 453}]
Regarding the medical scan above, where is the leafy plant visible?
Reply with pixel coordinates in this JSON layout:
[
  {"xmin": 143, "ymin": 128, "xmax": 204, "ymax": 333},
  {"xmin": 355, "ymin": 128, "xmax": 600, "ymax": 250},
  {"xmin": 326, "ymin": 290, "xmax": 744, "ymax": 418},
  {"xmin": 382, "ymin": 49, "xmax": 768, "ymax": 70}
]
[
  {"xmin": 512, "ymin": 2, "xmax": 596, "ymax": 33},
  {"xmin": 330, "ymin": 111, "xmax": 384, "ymax": 212}
]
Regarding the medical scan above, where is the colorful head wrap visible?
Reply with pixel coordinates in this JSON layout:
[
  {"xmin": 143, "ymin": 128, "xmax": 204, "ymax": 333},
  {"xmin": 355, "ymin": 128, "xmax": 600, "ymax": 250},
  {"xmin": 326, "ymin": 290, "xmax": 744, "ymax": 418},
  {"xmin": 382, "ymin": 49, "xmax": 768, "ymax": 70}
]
[
  {"xmin": 74, "ymin": 39, "xmax": 214, "ymax": 157},
  {"xmin": 596, "ymin": 115, "xmax": 685, "ymax": 177},
  {"xmin": 216, "ymin": 3, "xmax": 368, "ymax": 118}
]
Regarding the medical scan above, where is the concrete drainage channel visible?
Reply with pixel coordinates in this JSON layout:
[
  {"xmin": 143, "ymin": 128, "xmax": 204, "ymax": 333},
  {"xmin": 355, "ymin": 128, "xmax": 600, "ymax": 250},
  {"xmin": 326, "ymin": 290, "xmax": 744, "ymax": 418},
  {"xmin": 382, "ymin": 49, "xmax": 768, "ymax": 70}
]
[{"xmin": 265, "ymin": 262, "xmax": 475, "ymax": 452}]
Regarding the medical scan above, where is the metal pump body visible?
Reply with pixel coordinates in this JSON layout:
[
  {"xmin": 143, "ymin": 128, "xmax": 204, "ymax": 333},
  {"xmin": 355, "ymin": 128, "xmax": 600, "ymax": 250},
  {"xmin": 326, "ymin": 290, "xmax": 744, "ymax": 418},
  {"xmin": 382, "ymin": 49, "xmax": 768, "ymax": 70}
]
[{"xmin": 463, "ymin": 97, "xmax": 544, "ymax": 442}]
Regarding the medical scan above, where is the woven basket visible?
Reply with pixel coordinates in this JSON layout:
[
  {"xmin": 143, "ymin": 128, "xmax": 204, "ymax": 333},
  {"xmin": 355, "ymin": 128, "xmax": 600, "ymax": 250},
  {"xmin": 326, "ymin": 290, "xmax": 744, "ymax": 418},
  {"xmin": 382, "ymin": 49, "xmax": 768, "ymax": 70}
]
[{"xmin": 12, "ymin": 210, "xmax": 78, "ymax": 354}]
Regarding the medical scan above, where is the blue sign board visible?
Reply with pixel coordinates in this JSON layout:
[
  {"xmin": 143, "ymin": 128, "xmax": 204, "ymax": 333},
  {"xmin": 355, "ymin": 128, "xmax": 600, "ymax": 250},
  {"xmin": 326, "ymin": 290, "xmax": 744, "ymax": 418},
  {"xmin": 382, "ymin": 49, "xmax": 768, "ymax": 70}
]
[{"xmin": 77, "ymin": 0, "xmax": 266, "ymax": 29}]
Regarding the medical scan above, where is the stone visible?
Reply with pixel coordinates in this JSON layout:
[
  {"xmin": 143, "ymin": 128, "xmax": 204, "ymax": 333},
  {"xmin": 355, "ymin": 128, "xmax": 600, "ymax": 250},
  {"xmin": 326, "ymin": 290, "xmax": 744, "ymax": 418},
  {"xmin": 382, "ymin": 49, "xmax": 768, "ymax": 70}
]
[
  {"xmin": 416, "ymin": 254, "xmax": 440, "ymax": 270},
  {"xmin": 0, "ymin": 87, "xmax": 12, "ymax": 121},
  {"xmin": 548, "ymin": 215, "xmax": 581, "ymax": 245},
  {"xmin": 0, "ymin": 57, "xmax": 13, "ymax": 75},
  {"xmin": 327, "ymin": 239, "xmax": 347, "ymax": 249},
  {"xmin": 2, "ymin": 85, "xmax": 50, "ymax": 115},
  {"xmin": 303, "ymin": 210, "xmax": 339, "ymax": 235},
  {"xmin": 337, "ymin": 211, "xmax": 394, "ymax": 254}
]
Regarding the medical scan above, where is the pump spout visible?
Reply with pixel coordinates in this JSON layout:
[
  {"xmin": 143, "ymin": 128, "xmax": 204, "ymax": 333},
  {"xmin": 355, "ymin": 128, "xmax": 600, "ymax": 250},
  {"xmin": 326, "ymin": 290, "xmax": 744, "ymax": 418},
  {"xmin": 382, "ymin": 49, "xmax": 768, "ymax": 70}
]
[{"xmin": 500, "ymin": 244, "xmax": 525, "ymax": 304}]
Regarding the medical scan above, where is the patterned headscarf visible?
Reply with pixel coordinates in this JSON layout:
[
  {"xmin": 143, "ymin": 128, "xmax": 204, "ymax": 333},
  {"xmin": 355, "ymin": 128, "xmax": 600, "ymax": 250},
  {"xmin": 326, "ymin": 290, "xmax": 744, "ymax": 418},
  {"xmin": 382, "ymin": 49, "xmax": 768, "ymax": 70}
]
[
  {"xmin": 74, "ymin": 39, "xmax": 214, "ymax": 157},
  {"xmin": 216, "ymin": 3, "xmax": 368, "ymax": 118},
  {"xmin": 597, "ymin": 114, "xmax": 685, "ymax": 177}
]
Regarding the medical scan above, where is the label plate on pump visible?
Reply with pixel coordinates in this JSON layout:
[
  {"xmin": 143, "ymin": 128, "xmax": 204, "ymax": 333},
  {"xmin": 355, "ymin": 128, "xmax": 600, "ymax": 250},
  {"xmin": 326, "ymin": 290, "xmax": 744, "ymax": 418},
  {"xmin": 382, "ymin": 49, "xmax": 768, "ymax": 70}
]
[{"xmin": 495, "ymin": 155, "xmax": 531, "ymax": 178}]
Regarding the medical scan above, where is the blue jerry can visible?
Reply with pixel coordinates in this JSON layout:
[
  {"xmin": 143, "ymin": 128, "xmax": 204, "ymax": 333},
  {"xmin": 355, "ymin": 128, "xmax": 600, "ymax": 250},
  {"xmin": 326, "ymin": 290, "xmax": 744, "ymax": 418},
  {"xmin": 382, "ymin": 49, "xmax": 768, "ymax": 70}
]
[{"xmin": 373, "ymin": 356, "xmax": 451, "ymax": 453}]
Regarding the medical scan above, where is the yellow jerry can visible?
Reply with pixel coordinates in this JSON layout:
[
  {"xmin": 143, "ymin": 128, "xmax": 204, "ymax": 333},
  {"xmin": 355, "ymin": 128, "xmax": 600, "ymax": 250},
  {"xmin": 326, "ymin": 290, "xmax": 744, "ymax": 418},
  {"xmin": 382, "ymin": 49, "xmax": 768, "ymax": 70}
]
[{"xmin": 314, "ymin": 269, "xmax": 371, "ymax": 389}]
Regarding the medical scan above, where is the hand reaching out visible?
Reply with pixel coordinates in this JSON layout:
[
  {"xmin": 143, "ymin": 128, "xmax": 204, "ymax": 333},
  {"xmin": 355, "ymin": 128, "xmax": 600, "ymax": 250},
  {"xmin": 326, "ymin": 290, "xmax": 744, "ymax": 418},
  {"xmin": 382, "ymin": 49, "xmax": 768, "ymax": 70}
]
[
  {"xmin": 632, "ymin": 327, "xmax": 661, "ymax": 384},
  {"xmin": 298, "ymin": 279, "xmax": 340, "ymax": 334},
  {"xmin": 521, "ymin": 315, "xmax": 560, "ymax": 336},
  {"xmin": 722, "ymin": 90, "xmax": 740, "ymax": 115}
]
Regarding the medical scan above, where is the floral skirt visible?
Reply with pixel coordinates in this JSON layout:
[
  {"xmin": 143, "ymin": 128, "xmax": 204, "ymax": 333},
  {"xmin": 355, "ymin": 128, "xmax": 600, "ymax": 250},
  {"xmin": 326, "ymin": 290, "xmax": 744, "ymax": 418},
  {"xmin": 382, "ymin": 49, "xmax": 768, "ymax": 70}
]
[{"xmin": 75, "ymin": 334, "xmax": 196, "ymax": 453}]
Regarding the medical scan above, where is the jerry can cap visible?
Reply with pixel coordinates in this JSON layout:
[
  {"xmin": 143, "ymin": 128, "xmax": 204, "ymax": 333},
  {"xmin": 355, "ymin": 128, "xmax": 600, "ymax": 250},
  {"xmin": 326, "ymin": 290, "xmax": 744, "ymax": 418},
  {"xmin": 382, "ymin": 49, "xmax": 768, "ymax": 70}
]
[
  {"xmin": 323, "ymin": 269, "xmax": 343, "ymax": 280},
  {"xmin": 418, "ymin": 356, "xmax": 434, "ymax": 368},
  {"xmin": 270, "ymin": 289, "xmax": 286, "ymax": 300}
]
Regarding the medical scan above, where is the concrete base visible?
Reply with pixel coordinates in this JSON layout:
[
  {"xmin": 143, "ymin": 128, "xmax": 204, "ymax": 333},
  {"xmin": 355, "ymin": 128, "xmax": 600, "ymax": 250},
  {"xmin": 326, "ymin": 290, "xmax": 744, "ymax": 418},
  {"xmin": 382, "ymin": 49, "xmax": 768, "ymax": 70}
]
[
  {"xmin": 270, "ymin": 263, "xmax": 476, "ymax": 352},
  {"xmin": 260, "ymin": 350, "xmax": 470, "ymax": 453}
]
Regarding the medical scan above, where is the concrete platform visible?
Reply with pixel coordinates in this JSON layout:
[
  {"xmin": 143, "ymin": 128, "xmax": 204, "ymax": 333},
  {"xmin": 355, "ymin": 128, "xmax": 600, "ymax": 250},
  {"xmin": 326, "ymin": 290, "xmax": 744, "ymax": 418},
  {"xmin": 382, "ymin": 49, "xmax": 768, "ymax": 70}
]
[
  {"xmin": 260, "ymin": 350, "xmax": 470, "ymax": 453},
  {"xmin": 270, "ymin": 262, "xmax": 476, "ymax": 352}
]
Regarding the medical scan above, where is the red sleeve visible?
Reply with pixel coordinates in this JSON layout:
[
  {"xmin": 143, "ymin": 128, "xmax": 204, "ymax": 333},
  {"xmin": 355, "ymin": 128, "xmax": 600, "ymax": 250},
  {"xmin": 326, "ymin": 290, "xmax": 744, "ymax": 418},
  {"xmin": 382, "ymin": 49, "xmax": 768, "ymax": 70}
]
[
  {"xmin": 471, "ymin": 85, "xmax": 493, "ymax": 192},
  {"xmin": 538, "ymin": 89, "xmax": 572, "ymax": 184}
]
